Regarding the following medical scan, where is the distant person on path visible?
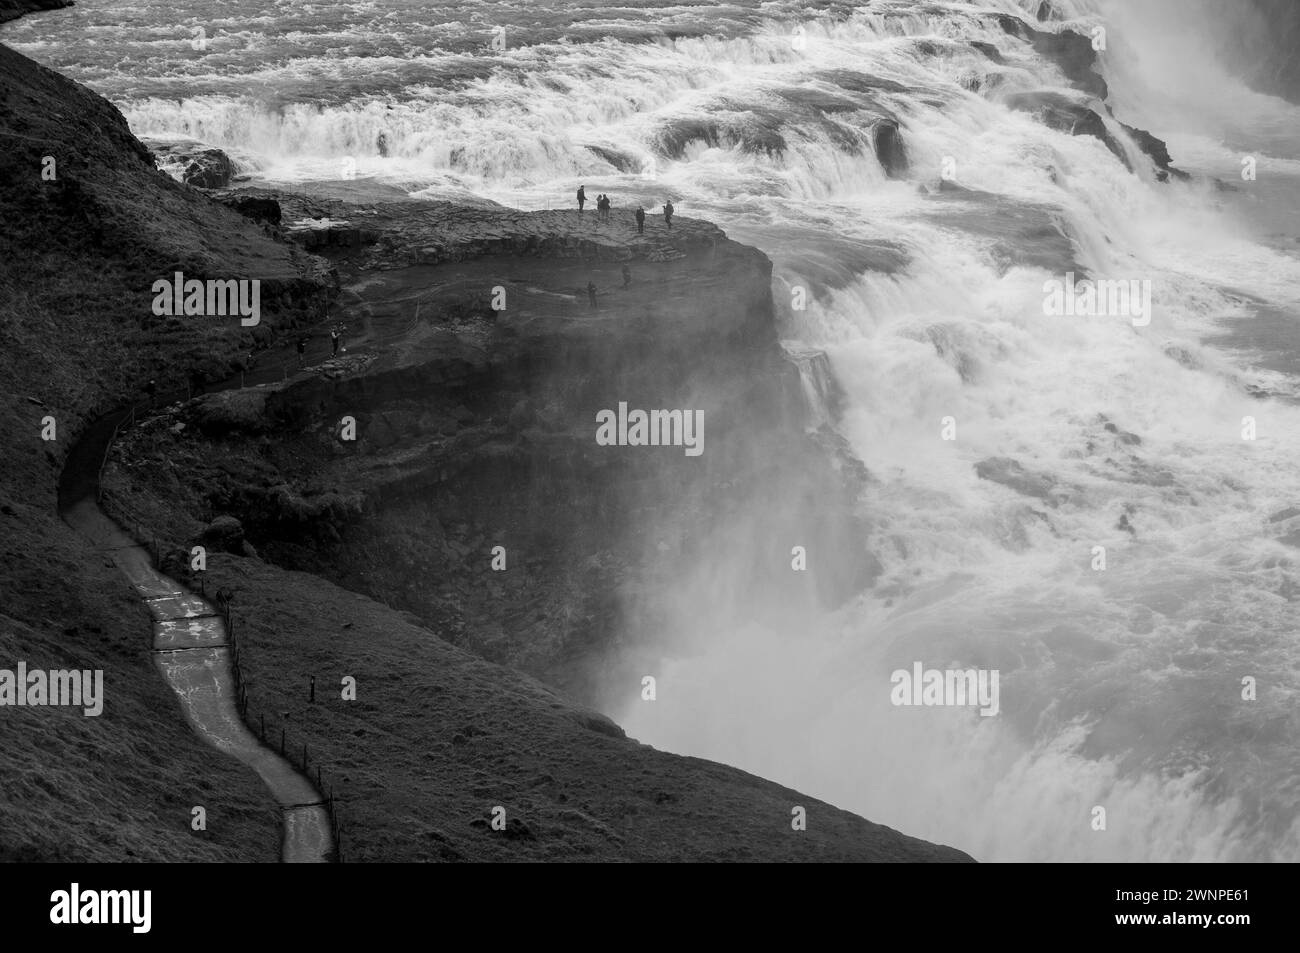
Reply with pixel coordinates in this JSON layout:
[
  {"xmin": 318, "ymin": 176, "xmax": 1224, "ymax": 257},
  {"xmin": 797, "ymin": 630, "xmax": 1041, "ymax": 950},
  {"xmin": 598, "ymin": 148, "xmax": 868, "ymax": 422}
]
[
  {"xmin": 597, "ymin": 194, "xmax": 609, "ymax": 223},
  {"xmin": 587, "ymin": 281, "xmax": 598, "ymax": 310},
  {"xmin": 635, "ymin": 205, "xmax": 645, "ymax": 233},
  {"xmin": 622, "ymin": 264, "xmax": 631, "ymax": 287},
  {"xmin": 663, "ymin": 200, "xmax": 674, "ymax": 229},
  {"xmin": 330, "ymin": 327, "xmax": 340, "ymax": 356},
  {"xmin": 577, "ymin": 185, "xmax": 586, "ymax": 213},
  {"xmin": 297, "ymin": 337, "xmax": 307, "ymax": 367}
]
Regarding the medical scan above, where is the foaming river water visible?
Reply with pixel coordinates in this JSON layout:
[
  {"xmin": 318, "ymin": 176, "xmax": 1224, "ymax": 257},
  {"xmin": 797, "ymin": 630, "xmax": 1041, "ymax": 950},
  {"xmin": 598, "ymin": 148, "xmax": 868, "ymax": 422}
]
[{"xmin": 8, "ymin": 0, "xmax": 1299, "ymax": 861}]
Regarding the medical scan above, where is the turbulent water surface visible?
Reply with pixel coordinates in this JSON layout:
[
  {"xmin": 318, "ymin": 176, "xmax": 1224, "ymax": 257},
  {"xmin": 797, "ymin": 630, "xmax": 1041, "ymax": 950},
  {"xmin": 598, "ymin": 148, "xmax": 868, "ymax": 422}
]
[{"xmin": 8, "ymin": 0, "xmax": 1299, "ymax": 861}]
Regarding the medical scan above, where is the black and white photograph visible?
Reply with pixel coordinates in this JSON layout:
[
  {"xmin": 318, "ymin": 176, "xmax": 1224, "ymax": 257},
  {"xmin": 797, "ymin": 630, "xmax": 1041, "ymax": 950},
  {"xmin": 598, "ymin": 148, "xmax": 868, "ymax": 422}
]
[{"xmin": 0, "ymin": 0, "xmax": 1294, "ymax": 926}]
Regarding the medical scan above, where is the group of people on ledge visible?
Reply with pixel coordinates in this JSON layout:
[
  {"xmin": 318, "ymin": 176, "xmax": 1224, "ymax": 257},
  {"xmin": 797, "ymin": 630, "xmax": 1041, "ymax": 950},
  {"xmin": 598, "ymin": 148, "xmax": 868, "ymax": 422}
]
[{"xmin": 576, "ymin": 186, "xmax": 673, "ymax": 231}]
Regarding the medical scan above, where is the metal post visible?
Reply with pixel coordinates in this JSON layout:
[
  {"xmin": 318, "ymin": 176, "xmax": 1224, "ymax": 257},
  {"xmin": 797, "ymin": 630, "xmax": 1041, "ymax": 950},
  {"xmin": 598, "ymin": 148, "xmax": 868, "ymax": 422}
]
[
  {"xmin": 260, "ymin": 713, "xmax": 265, "ymax": 741},
  {"xmin": 309, "ymin": 675, "xmax": 315, "ymax": 703},
  {"xmin": 280, "ymin": 728, "xmax": 285, "ymax": 756},
  {"xmin": 302, "ymin": 743, "xmax": 308, "ymax": 769}
]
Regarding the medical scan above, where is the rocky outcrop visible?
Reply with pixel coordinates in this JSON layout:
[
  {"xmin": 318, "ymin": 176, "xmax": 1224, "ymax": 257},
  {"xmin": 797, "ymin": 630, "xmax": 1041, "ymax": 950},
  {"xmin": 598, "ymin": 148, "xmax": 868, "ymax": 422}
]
[
  {"xmin": 140, "ymin": 136, "xmax": 236, "ymax": 189},
  {"xmin": 991, "ymin": 12, "xmax": 1185, "ymax": 181},
  {"xmin": 871, "ymin": 119, "xmax": 908, "ymax": 177},
  {"xmin": 994, "ymin": 12, "xmax": 1108, "ymax": 99},
  {"xmin": 218, "ymin": 193, "xmax": 282, "ymax": 226},
  {"xmin": 1004, "ymin": 91, "xmax": 1130, "ymax": 165},
  {"xmin": 0, "ymin": 0, "xmax": 71, "ymax": 25},
  {"xmin": 106, "ymin": 196, "xmax": 877, "ymax": 694}
]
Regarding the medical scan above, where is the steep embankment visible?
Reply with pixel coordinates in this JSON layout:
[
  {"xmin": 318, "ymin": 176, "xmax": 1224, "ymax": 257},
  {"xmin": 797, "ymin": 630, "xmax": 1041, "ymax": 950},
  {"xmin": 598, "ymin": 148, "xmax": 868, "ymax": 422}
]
[{"xmin": 0, "ymin": 42, "xmax": 329, "ymax": 860}]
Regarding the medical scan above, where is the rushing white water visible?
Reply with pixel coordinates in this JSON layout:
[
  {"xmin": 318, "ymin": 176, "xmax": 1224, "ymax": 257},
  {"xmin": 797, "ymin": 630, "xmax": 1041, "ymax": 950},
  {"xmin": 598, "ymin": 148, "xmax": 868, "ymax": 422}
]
[{"xmin": 8, "ymin": 0, "xmax": 1299, "ymax": 861}]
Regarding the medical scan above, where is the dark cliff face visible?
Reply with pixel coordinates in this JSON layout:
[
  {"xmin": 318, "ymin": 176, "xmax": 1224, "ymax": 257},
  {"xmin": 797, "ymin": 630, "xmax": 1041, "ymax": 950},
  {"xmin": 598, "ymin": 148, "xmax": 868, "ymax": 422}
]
[
  {"xmin": 107, "ymin": 195, "xmax": 881, "ymax": 699},
  {"xmin": 0, "ymin": 39, "xmax": 969, "ymax": 861},
  {"xmin": 0, "ymin": 0, "xmax": 72, "ymax": 26}
]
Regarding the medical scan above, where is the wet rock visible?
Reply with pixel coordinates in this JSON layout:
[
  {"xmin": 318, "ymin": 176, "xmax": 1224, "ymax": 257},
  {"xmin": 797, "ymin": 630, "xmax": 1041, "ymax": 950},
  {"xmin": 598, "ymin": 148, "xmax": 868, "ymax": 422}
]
[
  {"xmin": 141, "ymin": 137, "xmax": 235, "ymax": 189},
  {"xmin": 1101, "ymin": 419, "xmax": 1142, "ymax": 445},
  {"xmin": 871, "ymin": 119, "xmax": 908, "ymax": 177},
  {"xmin": 975, "ymin": 456, "xmax": 1059, "ymax": 504},
  {"xmin": 970, "ymin": 41, "xmax": 1005, "ymax": 64},
  {"xmin": 1268, "ymin": 506, "xmax": 1300, "ymax": 524},
  {"xmin": 993, "ymin": 14, "xmax": 1107, "ymax": 99},
  {"xmin": 221, "ymin": 195, "xmax": 282, "ymax": 226},
  {"xmin": 1118, "ymin": 122, "xmax": 1189, "ymax": 181},
  {"xmin": 1004, "ymin": 92, "xmax": 1129, "ymax": 166}
]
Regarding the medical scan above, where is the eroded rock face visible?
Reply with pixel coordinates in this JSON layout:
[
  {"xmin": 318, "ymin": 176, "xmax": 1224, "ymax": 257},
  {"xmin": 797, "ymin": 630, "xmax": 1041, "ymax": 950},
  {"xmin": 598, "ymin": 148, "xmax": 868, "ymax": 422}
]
[
  {"xmin": 991, "ymin": 14, "xmax": 1186, "ymax": 181},
  {"xmin": 140, "ymin": 137, "xmax": 237, "ymax": 190},
  {"xmin": 872, "ymin": 119, "xmax": 909, "ymax": 177},
  {"xmin": 994, "ymin": 12, "xmax": 1108, "ymax": 99},
  {"xmin": 108, "ymin": 194, "xmax": 879, "ymax": 698}
]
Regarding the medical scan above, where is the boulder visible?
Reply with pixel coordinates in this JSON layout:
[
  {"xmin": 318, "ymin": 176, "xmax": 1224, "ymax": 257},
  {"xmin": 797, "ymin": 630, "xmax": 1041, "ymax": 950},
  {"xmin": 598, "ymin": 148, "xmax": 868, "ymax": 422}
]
[
  {"xmin": 871, "ymin": 119, "xmax": 908, "ymax": 177},
  {"xmin": 140, "ymin": 137, "xmax": 236, "ymax": 190}
]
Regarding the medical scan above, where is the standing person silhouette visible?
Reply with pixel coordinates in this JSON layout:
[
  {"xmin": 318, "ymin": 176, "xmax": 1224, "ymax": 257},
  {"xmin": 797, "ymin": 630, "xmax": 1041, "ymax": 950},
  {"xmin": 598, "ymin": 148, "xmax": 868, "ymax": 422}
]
[
  {"xmin": 587, "ymin": 281, "xmax": 598, "ymax": 310},
  {"xmin": 635, "ymin": 206, "xmax": 645, "ymax": 233},
  {"xmin": 330, "ymin": 327, "xmax": 340, "ymax": 356},
  {"xmin": 663, "ymin": 200, "xmax": 674, "ymax": 229},
  {"xmin": 577, "ymin": 185, "xmax": 586, "ymax": 213}
]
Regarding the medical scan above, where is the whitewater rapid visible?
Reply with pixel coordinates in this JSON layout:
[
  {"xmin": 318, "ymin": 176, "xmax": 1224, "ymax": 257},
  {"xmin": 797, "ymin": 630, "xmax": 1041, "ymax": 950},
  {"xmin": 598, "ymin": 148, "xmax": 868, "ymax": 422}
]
[{"xmin": 8, "ymin": 0, "xmax": 1298, "ymax": 861}]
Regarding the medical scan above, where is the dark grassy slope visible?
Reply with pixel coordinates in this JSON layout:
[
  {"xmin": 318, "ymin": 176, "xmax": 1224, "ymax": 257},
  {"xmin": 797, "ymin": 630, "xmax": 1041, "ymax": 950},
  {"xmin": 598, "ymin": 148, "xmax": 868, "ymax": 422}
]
[
  {"xmin": 184, "ymin": 553, "xmax": 971, "ymax": 862},
  {"xmin": 0, "ymin": 43, "xmax": 326, "ymax": 861}
]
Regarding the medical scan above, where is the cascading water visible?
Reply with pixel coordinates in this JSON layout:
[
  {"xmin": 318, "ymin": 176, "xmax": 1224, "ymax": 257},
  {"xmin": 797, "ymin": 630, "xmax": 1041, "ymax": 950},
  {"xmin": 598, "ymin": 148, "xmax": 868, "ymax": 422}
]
[{"xmin": 8, "ymin": 0, "xmax": 1297, "ymax": 861}]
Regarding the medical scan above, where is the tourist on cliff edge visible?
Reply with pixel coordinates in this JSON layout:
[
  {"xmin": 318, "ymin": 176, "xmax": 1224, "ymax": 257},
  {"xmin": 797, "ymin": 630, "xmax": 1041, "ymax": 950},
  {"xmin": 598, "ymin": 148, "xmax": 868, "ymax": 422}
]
[
  {"xmin": 587, "ymin": 281, "xmax": 598, "ymax": 309},
  {"xmin": 663, "ymin": 200, "xmax": 674, "ymax": 229},
  {"xmin": 577, "ymin": 185, "xmax": 586, "ymax": 213},
  {"xmin": 635, "ymin": 206, "xmax": 645, "ymax": 233}
]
